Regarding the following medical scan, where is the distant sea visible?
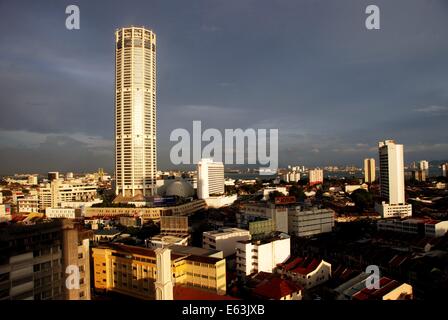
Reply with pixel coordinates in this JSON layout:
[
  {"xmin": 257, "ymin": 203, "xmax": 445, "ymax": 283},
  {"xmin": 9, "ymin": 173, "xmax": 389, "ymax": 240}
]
[{"xmin": 225, "ymin": 167, "xmax": 444, "ymax": 181}]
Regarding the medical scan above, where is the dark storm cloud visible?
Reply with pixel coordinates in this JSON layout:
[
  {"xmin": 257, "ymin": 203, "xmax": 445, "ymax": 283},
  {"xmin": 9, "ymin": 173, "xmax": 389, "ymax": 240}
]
[{"xmin": 0, "ymin": 0, "xmax": 447, "ymax": 174}]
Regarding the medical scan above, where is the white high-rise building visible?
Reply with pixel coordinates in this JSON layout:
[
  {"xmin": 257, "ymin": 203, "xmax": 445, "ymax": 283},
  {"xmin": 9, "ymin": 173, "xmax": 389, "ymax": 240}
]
[
  {"xmin": 441, "ymin": 163, "xmax": 448, "ymax": 178},
  {"xmin": 115, "ymin": 27, "xmax": 157, "ymax": 197},
  {"xmin": 197, "ymin": 159, "xmax": 225, "ymax": 199},
  {"xmin": 375, "ymin": 140, "xmax": 412, "ymax": 218},
  {"xmin": 308, "ymin": 169, "xmax": 323, "ymax": 185},
  {"xmin": 364, "ymin": 158, "xmax": 376, "ymax": 183},
  {"xmin": 419, "ymin": 160, "xmax": 429, "ymax": 171}
]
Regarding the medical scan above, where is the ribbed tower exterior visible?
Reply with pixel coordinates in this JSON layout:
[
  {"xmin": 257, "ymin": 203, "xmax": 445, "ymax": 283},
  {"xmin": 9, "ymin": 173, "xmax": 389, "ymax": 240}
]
[{"xmin": 115, "ymin": 27, "xmax": 157, "ymax": 197}]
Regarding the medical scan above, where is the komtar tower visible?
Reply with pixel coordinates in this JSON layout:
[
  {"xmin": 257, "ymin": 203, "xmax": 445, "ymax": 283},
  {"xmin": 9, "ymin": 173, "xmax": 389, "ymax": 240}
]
[{"xmin": 115, "ymin": 27, "xmax": 157, "ymax": 197}]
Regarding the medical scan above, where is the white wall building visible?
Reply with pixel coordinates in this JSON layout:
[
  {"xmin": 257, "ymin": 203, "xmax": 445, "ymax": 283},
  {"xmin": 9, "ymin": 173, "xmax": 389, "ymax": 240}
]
[
  {"xmin": 276, "ymin": 257, "xmax": 331, "ymax": 289},
  {"xmin": 197, "ymin": 159, "xmax": 225, "ymax": 199},
  {"xmin": 203, "ymin": 228, "xmax": 251, "ymax": 257},
  {"xmin": 236, "ymin": 233, "xmax": 290, "ymax": 276},
  {"xmin": 204, "ymin": 194, "xmax": 237, "ymax": 208},
  {"xmin": 38, "ymin": 181, "xmax": 99, "ymax": 210},
  {"xmin": 262, "ymin": 187, "xmax": 288, "ymax": 201},
  {"xmin": 45, "ymin": 208, "xmax": 82, "ymax": 219},
  {"xmin": 17, "ymin": 197, "xmax": 39, "ymax": 213},
  {"xmin": 376, "ymin": 140, "xmax": 412, "ymax": 218}
]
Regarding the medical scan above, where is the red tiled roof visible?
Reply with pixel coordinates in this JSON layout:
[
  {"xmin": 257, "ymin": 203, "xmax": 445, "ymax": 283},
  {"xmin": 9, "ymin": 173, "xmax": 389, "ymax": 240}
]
[
  {"xmin": 173, "ymin": 286, "xmax": 239, "ymax": 300},
  {"xmin": 352, "ymin": 277, "xmax": 402, "ymax": 300},
  {"xmin": 291, "ymin": 258, "xmax": 320, "ymax": 275},
  {"xmin": 252, "ymin": 277, "xmax": 302, "ymax": 300}
]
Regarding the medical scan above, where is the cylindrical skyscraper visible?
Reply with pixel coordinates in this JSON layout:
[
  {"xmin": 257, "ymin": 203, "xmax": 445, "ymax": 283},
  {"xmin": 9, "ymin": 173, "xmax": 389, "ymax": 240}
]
[{"xmin": 115, "ymin": 27, "xmax": 157, "ymax": 197}]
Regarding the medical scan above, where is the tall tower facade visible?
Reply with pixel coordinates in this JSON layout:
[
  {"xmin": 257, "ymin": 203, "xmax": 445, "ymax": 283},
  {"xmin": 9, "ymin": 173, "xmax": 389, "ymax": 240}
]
[
  {"xmin": 364, "ymin": 158, "xmax": 376, "ymax": 183},
  {"xmin": 378, "ymin": 140, "xmax": 405, "ymax": 204},
  {"xmin": 376, "ymin": 140, "xmax": 411, "ymax": 218},
  {"xmin": 115, "ymin": 27, "xmax": 157, "ymax": 197}
]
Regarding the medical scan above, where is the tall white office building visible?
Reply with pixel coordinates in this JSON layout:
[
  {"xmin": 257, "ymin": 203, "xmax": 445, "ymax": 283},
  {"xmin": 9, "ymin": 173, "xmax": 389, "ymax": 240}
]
[
  {"xmin": 115, "ymin": 27, "xmax": 157, "ymax": 197},
  {"xmin": 419, "ymin": 160, "xmax": 429, "ymax": 171},
  {"xmin": 364, "ymin": 158, "xmax": 376, "ymax": 183},
  {"xmin": 441, "ymin": 163, "xmax": 448, "ymax": 178},
  {"xmin": 375, "ymin": 140, "xmax": 412, "ymax": 218},
  {"xmin": 197, "ymin": 159, "xmax": 225, "ymax": 199}
]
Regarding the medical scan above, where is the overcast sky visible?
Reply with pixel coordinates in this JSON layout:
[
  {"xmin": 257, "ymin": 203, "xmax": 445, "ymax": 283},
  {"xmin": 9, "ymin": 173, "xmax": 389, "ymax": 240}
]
[{"xmin": 0, "ymin": 0, "xmax": 447, "ymax": 175}]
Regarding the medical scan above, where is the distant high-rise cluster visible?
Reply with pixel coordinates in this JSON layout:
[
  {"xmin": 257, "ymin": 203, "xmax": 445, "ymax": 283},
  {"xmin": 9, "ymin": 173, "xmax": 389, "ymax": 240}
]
[{"xmin": 115, "ymin": 27, "xmax": 157, "ymax": 198}]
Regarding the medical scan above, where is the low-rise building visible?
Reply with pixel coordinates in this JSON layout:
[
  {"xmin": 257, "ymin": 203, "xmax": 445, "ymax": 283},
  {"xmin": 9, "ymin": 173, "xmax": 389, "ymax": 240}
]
[
  {"xmin": 377, "ymin": 218, "xmax": 448, "ymax": 237},
  {"xmin": 17, "ymin": 197, "xmax": 39, "ymax": 213},
  {"xmin": 203, "ymin": 228, "xmax": 251, "ymax": 257},
  {"xmin": 375, "ymin": 202, "xmax": 412, "ymax": 219},
  {"xmin": 45, "ymin": 207, "xmax": 82, "ymax": 219},
  {"xmin": 93, "ymin": 228, "xmax": 121, "ymax": 243},
  {"xmin": 288, "ymin": 206, "xmax": 335, "ymax": 237},
  {"xmin": 334, "ymin": 272, "xmax": 413, "ymax": 300},
  {"xmin": 84, "ymin": 199, "xmax": 206, "ymax": 222},
  {"xmin": 250, "ymin": 273, "xmax": 302, "ymax": 300},
  {"xmin": 236, "ymin": 233, "xmax": 290, "ymax": 276},
  {"xmin": 276, "ymin": 257, "xmax": 331, "ymax": 289},
  {"xmin": 146, "ymin": 235, "xmax": 190, "ymax": 249}
]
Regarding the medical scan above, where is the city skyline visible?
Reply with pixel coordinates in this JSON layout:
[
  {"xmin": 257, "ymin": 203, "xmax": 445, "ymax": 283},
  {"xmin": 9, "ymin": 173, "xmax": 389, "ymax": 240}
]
[{"xmin": 1, "ymin": 0, "xmax": 448, "ymax": 174}]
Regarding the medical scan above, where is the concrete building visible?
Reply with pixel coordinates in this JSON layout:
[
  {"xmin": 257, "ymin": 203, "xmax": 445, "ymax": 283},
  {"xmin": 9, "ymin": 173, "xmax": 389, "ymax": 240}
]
[
  {"xmin": 197, "ymin": 159, "xmax": 225, "ymax": 199},
  {"xmin": 203, "ymin": 228, "xmax": 251, "ymax": 257},
  {"xmin": 375, "ymin": 140, "xmax": 412, "ymax": 218},
  {"xmin": 236, "ymin": 233, "xmax": 290, "ymax": 276},
  {"xmin": 364, "ymin": 158, "xmax": 376, "ymax": 183},
  {"xmin": 38, "ymin": 181, "xmax": 98, "ymax": 210},
  {"xmin": 115, "ymin": 27, "xmax": 157, "ymax": 197},
  {"xmin": 239, "ymin": 203, "xmax": 289, "ymax": 233},
  {"xmin": 377, "ymin": 218, "xmax": 448, "ymax": 238},
  {"xmin": 92, "ymin": 243, "xmax": 227, "ymax": 299},
  {"xmin": 0, "ymin": 220, "xmax": 92, "ymax": 300},
  {"xmin": 309, "ymin": 169, "xmax": 324, "ymax": 186},
  {"xmin": 17, "ymin": 197, "xmax": 39, "ymax": 213},
  {"xmin": 160, "ymin": 216, "xmax": 189, "ymax": 236},
  {"xmin": 288, "ymin": 206, "xmax": 335, "ymax": 237}
]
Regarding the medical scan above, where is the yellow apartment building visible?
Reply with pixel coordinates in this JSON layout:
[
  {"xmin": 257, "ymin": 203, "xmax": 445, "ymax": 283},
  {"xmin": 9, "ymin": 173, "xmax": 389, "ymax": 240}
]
[{"xmin": 92, "ymin": 243, "xmax": 226, "ymax": 300}]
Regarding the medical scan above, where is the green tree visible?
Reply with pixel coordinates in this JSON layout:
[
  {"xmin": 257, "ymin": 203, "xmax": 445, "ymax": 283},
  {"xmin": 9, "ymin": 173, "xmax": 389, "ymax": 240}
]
[{"xmin": 350, "ymin": 189, "xmax": 373, "ymax": 212}]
